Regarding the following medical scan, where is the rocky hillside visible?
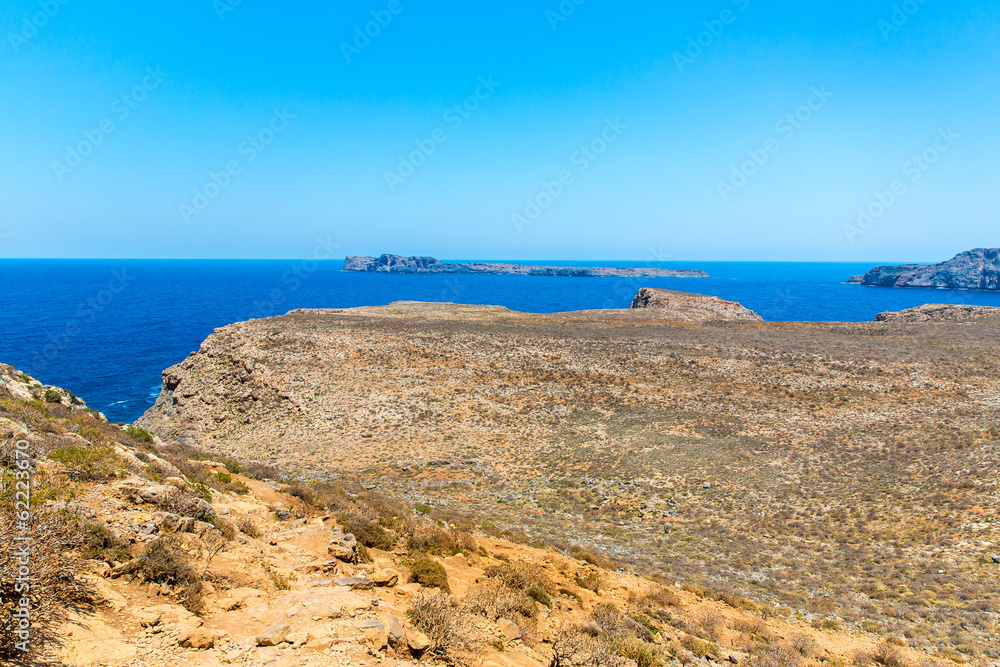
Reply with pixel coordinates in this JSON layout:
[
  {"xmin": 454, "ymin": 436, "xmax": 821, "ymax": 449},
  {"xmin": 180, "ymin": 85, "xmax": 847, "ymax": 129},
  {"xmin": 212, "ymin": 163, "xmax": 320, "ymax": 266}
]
[
  {"xmin": 133, "ymin": 302, "xmax": 1000, "ymax": 664},
  {"xmin": 1, "ymin": 365, "xmax": 935, "ymax": 667},
  {"xmin": 854, "ymin": 248, "xmax": 1000, "ymax": 290},
  {"xmin": 629, "ymin": 289, "xmax": 762, "ymax": 321},
  {"xmin": 875, "ymin": 303, "xmax": 1000, "ymax": 322}
]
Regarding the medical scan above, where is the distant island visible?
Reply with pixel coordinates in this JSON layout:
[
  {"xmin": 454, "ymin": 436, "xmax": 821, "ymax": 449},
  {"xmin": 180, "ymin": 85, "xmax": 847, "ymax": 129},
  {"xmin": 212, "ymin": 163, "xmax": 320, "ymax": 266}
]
[
  {"xmin": 849, "ymin": 248, "xmax": 999, "ymax": 290},
  {"xmin": 344, "ymin": 254, "xmax": 710, "ymax": 278}
]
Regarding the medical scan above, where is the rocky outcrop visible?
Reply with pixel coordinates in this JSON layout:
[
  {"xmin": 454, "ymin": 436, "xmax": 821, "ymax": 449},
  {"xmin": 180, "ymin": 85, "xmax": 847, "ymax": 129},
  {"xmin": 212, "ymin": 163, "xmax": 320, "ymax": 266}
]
[
  {"xmin": 344, "ymin": 254, "xmax": 710, "ymax": 278},
  {"xmin": 630, "ymin": 288, "xmax": 763, "ymax": 321},
  {"xmin": 855, "ymin": 248, "xmax": 1000, "ymax": 290},
  {"xmin": 875, "ymin": 304, "xmax": 1000, "ymax": 323}
]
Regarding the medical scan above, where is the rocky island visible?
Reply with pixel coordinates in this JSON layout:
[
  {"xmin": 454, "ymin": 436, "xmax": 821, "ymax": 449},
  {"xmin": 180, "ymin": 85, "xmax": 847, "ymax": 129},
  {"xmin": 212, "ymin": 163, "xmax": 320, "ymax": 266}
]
[
  {"xmin": 851, "ymin": 247, "xmax": 1000, "ymax": 290},
  {"xmin": 345, "ymin": 254, "xmax": 710, "ymax": 278}
]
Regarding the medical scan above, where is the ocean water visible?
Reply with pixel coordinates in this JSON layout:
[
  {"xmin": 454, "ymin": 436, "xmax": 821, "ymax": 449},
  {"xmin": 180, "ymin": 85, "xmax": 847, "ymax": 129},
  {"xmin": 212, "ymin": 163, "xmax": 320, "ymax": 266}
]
[{"xmin": 3, "ymin": 259, "xmax": 999, "ymax": 424}]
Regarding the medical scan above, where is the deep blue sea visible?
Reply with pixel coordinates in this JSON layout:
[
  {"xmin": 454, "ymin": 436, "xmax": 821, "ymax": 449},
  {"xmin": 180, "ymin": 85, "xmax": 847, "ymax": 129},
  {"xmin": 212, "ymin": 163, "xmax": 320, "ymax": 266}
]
[{"xmin": 3, "ymin": 259, "xmax": 999, "ymax": 424}]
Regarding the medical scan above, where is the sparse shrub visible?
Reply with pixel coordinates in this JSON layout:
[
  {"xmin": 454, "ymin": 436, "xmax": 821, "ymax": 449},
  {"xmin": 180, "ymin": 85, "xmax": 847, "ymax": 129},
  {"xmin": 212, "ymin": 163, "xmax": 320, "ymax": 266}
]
[
  {"xmin": 1, "ymin": 511, "xmax": 93, "ymax": 661},
  {"xmin": 49, "ymin": 445, "xmax": 122, "ymax": 481},
  {"xmin": 747, "ymin": 643, "xmax": 804, "ymax": 667},
  {"xmin": 128, "ymin": 539, "xmax": 196, "ymax": 585},
  {"xmin": 612, "ymin": 636, "xmax": 662, "ymax": 667},
  {"xmin": 343, "ymin": 515, "xmax": 395, "ymax": 550},
  {"xmin": 791, "ymin": 633, "xmax": 820, "ymax": 657},
  {"xmin": 43, "ymin": 388, "xmax": 62, "ymax": 403},
  {"xmin": 206, "ymin": 515, "xmax": 236, "ymax": 540},
  {"xmin": 872, "ymin": 640, "xmax": 911, "ymax": 667},
  {"xmin": 236, "ymin": 515, "xmax": 262, "ymax": 538},
  {"xmin": 485, "ymin": 561, "xmax": 553, "ymax": 593},
  {"xmin": 549, "ymin": 626, "xmax": 632, "ymax": 667},
  {"xmin": 527, "ymin": 584, "xmax": 552, "ymax": 608},
  {"xmin": 79, "ymin": 523, "xmax": 131, "ymax": 563},
  {"xmin": 124, "ymin": 425, "xmax": 154, "ymax": 444},
  {"xmin": 409, "ymin": 557, "xmax": 451, "ymax": 592},
  {"xmin": 407, "ymin": 525, "xmax": 455, "ymax": 555},
  {"xmin": 697, "ymin": 608, "xmax": 724, "ymax": 642},
  {"xmin": 575, "ymin": 570, "xmax": 603, "ymax": 593},
  {"xmin": 465, "ymin": 578, "xmax": 537, "ymax": 622},
  {"xmin": 407, "ymin": 592, "xmax": 468, "ymax": 655},
  {"xmin": 571, "ymin": 545, "xmax": 615, "ymax": 569},
  {"xmin": 680, "ymin": 634, "xmax": 721, "ymax": 660}
]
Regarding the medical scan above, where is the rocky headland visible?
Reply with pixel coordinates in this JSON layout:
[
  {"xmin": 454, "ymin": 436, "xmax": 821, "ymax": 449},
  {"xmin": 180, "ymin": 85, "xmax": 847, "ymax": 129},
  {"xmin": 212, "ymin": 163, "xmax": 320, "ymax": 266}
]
[
  {"xmin": 852, "ymin": 248, "xmax": 1000, "ymax": 290},
  {"xmin": 344, "ymin": 254, "xmax": 710, "ymax": 278},
  {"xmin": 630, "ymin": 288, "xmax": 763, "ymax": 321}
]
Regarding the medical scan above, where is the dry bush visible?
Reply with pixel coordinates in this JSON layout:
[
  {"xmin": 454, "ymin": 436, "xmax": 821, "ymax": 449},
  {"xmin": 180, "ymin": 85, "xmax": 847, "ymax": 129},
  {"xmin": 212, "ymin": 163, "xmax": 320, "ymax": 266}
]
[
  {"xmin": 730, "ymin": 616, "xmax": 772, "ymax": 639},
  {"xmin": 791, "ymin": 633, "xmax": 820, "ymax": 657},
  {"xmin": 570, "ymin": 545, "xmax": 615, "ymax": 569},
  {"xmin": 1, "ymin": 510, "xmax": 94, "ymax": 662},
  {"xmin": 747, "ymin": 643, "xmax": 804, "ymax": 667},
  {"xmin": 406, "ymin": 592, "xmax": 468, "ymax": 655},
  {"xmin": 549, "ymin": 626, "xmax": 632, "ymax": 667},
  {"xmin": 872, "ymin": 640, "xmax": 912, "ymax": 667},
  {"xmin": 630, "ymin": 586, "xmax": 682, "ymax": 612},
  {"xmin": 48, "ymin": 445, "xmax": 123, "ymax": 481},
  {"xmin": 464, "ymin": 578, "xmax": 538, "ymax": 622},
  {"xmin": 575, "ymin": 570, "xmax": 604, "ymax": 593},
  {"xmin": 485, "ymin": 561, "xmax": 553, "ymax": 593},
  {"xmin": 696, "ymin": 608, "xmax": 724, "ymax": 642},
  {"xmin": 680, "ymin": 634, "xmax": 721, "ymax": 660},
  {"xmin": 590, "ymin": 602, "xmax": 654, "ymax": 643},
  {"xmin": 407, "ymin": 524, "xmax": 456, "ymax": 555},
  {"xmin": 236, "ymin": 515, "xmax": 262, "ymax": 538}
]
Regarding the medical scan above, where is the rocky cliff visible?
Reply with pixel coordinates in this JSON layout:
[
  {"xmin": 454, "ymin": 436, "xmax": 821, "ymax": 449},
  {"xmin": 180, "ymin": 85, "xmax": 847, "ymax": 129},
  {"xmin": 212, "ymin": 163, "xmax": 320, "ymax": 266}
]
[
  {"xmin": 344, "ymin": 254, "xmax": 710, "ymax": 278},
  {"xmin": 630, "ymin": 288, "xmax": 763, "ymax": 321},
  {"xmin": 855, "ymin": 248, "xmax": 1000, "ymax": 290}
]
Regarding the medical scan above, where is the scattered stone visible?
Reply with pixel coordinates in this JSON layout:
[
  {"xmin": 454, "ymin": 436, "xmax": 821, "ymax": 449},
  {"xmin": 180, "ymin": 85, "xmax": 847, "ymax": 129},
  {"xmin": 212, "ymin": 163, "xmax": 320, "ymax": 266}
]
[
  {"xmin": 335, "ymin": 576, "xmax": 375, "ymax": 590},
  {"xmin": 992, "ymin": 555, "xmax": 1000, "ymax": 564},
  {"xmin": 286, "ymin": 631, "xmax": 309, "ymax": 647},
  {"xmin": 406, "ymin": 629, "xmax": 431, "ymax": 653},
  {"xmin": 179, "ymin": 627, "xmax": 218, "ymax": 650},
  {"xmin": 382, "ymin": 614, "xmax": 405, "ymax": 646},
  {"xmin": 256, "ymin": 621, "xmax": 291, "ymax": 647},
  {"xmin": 498, "ymin": 618, "xmax": 522, "ymax": 640},
  {"xmin": 358, "ymin": 619, "xmax": 388, "ymax": 650},
  {"xmin": 372, "ymin": 570, "xmax": 399, "ymax": 587}
]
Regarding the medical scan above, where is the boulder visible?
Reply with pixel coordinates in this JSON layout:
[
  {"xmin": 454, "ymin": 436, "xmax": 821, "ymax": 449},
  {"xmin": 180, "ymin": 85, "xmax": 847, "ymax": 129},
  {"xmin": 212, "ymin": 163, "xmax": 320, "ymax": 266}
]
[
  {"xmin": 178, "ymin": 627, "xmax": 218, "ymax": 650},
  {"xmin": 256, "ymin": 621, "xmax": 291, "ymax": 647},
  {"xmin": 358, "ymin": 620, "xmax": 388, "ymax": 650},
  {"xmin": 498, "ymin": 618, "xmax": 522, "ymax": 640},
  {"xmin": 372, "ymin": 570, "xmax": 399, "ymax": 587},
  {"xmin": 406, "ymin": 629, "xmax": 432, "ymax": 653},
  {"xmin": 382, "ymin": 614, "xmax": 406, "ymax": 646}
]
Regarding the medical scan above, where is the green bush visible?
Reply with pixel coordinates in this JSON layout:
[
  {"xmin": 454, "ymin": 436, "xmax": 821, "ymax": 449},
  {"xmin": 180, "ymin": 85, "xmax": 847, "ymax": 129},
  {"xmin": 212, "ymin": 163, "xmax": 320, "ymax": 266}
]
[
  {"xmin": 527, "ymin": 584, "xmax": 552, "ymax": 608},
  {"xmin": 50, "ymin": 445, "xmax": 122, "ymax": 481},
  {"xmin": 343, "ymin": 515, "xmax": 396, "ymax": 550},
  {"xmin": 129, "ymin": 539, "xmax": 196, "ymax": 585},
  {"xmin": 124, "ymin": 425, "xmax": 154, "ymax": 444},
  {"xmin": 409, "ymin": 557, "xmax": 451, "ymax": 593},
  {"xmin": 43, "ymin": 389, "xmax": 62, "ymax": 403},
  {"xmin": 79, "ymin": 523, "xmax": 131, "ymax": 563}
]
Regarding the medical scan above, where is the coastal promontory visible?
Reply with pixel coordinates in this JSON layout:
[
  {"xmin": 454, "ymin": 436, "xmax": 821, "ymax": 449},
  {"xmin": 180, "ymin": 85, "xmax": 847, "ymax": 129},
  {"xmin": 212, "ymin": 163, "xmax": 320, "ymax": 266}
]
[
  {"xmin": 852, "ymin": 248, "xmax": 1000, "ymax": 290},
  {"xmin": 629, "ymin": 287, "xmax": 763, "ymax": 321},
  {"xmin": 344, "ymin": 254, "xmax": 709, "ymax": 278}
]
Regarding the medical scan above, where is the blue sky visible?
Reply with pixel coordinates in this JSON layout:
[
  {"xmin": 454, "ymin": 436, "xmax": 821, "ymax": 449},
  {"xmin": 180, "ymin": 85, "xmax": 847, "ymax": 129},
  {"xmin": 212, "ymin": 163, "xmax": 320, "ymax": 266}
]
[{"xmin": 1, "ymin": 0, "xmax": 998, "ymax": 261}]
